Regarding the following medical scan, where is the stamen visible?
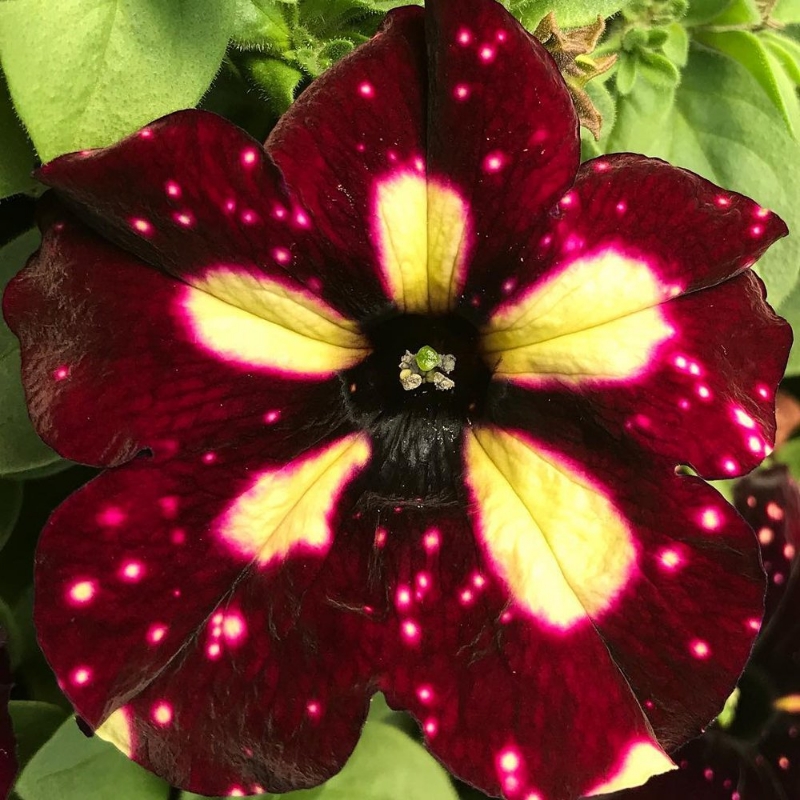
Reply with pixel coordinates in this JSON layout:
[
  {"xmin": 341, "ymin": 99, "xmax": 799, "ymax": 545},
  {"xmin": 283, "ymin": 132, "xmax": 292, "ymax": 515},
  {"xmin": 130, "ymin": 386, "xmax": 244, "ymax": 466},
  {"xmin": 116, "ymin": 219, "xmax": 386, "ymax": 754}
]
[{"xmin": 399, "ymin": 347, "xmax": 456, "ymax": 392}]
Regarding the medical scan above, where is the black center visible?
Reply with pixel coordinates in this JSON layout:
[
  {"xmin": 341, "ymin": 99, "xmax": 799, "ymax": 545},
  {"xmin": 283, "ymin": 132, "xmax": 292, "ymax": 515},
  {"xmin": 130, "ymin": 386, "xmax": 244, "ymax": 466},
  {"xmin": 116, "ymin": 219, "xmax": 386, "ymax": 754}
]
[{"xmin": 342, "ymin": 313, "xmax": 492, "ymax": 507}]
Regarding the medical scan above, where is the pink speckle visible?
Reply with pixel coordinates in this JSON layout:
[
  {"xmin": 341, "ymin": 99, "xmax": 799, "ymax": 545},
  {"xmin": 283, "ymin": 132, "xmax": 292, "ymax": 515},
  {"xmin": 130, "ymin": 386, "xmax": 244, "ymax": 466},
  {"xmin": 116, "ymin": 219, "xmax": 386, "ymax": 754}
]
[
  {"xmin": 131, "ymin": 218, "xmax": 153, "ymax": 235},
  {"xmin": 697, "ymin": 385, "xmax": 711, "ymax": 400},
  {"xmin": 498, "ymin": 748, "xmax": 521, "ymax": 773},
  {"xmin": 540, "ymin": 234, "xmax": 553, "ymax": 247},
  {"xmin": 374, "ymin": 527, "xmax": 387, "ymax": 548},
  {"xmin": 241, "ymin": 210, "xmax": 257, "ymax": 225},
  {"xmin": 165, "ymin": 181, "xmax": 181, "ymax": 198},
  {"xmin": 207, "ymin": 642, "xmax": 222, "ymax": 659},
  {"xmin": 139, "ymin": 128, "xmax": 153, "ymax": 139},
  {"xmin": 424, "ymin": 718, "xmax": 438, "ymax": 737},
  {"xmin": 71, "ymin": 667, "xmax": 91, "ymax": 686},
  {"xmin": 678, "ymin": 399, "xmax": 690, "ymax": 410},
  {"xmin": 272, "ymin": 204, "xmax": 287, "ymax": 219},
  {"xmin": 307, "ymin": 276, "xmax": 323, "ymax": 293},
  {"xmin": 68, "ymin": 580, "xmax": 96, "ymax": 605},
  {"xmin": 457, "ymin": 28, "xmax": 472, "ymax": 45},
  {"xmin": 479, "ymin": 45, "xmax": 496, "ymax": 62},
  {"xmin": 483, "ymin": 152, "xmax": 505, "ymax": 173},
  {"xmin": 756, "ymin": 207, "xmax": 770, "ymax": 218},
  {"xmin": 170, "ymin": 528, "xmax": 186, "ymax": 545},
  {"xmin": 748, "ymin": 435, "xmax": 763, "ymax": 454},
  {"xmin": 747, "ymin": 617, "xmax": 761, "ymax": 632},
  {"xmin": 472, "ymin": 573, "xmax": 486, "ymax": 588},
  {"xmin": 401, "ymin": 620, "xmax": 420, "ymax": 642},
  {"xmin": 417, "ymin": 685, "xmax": 434, "ymax": 703},
  {"xmin": 272, "ymin": 247, "xmax": 291, "ymax": 264},
  {"xmin": 174, "ymin": 212, "xmax": 194, "ymax": 227},
  {"xmin": 733, "ymin": 408, "xmax": 756, "ymax": 428},
  {"xmin": 500, "ymin": 610, "xmax": 513, "ymax": 623},
  {"xmin": 700, "ymin": 508, "xmax": 722, "ymax": 531},
  {"xmin": 658, "ymin": 549, "xmax": 681, "ymax": 570},
  {"xmin": 202, "ymin": 452, "xmax": 217, "ymax": 464},
  {"xmin": 593, "ymin": 160, "xmax": 610, "ymax": 172},
  {"xmin": 413, "ymin": 157, "xmax": 425, "ymax": 173},
  {"xmin": 356, "ymin": 143, "xmax": 366, "ymax": 153},
  {"xmin": 224, "ymin": 199, "xmax": 236, "ymax": 214},
  {"xmin": 779, "ymin": 756, "xmax": 790, "ymax": 770},
  {"xmin": 97, "ymin": 506, "xmax": 126, "ymax": 527},
  {"xmin": 691, "ymin": 639, "xmax": 711, "ymax": 660},
  {"xmin": 396, "ymin": 586, "xmax": 412, "ymax": 609},
  {"xmin": 159, "ymin": 496, "xmax": 178, "ymax": 518},
  {"xmin": 358, "ymin": 82, "xmax": 374, "ymax": 98},
  {"xmin": 785, "ymin": 543, "xmax": 796, "ymax": 560},
  {"xmin": 416, "ymin": 572, "xmax": 431, "ymax": 591},
  {"xmin": 759, "ymin": 526, "xmax": 774, "ymax": 545},
  {"xmin": 757, "ymin": 384, "xmax": 770, "ymax": 399},
  {"xmin": 715, "ymin": 195, "xmax": 731, "ymax": 207},
  {"xmin": 689, "ymin": 362, "xmax": 701, "ymax": 376},
  {"xmin": 767, "ymin": 501, "xmax": 785, "ymax": 521},
  {"xmin": 460, "ymin": 589, "xmax": 474, "ymax": 605},
  {"xmin": 152, "ymin": 702, "xmax": 173, "ymax": 725},
  {"xmin": 502, "ymin": 278, "xmax": 516, "ymax": 294},
  {"xmin": 264, "ymin": 409, "xmax": 281, "ymax": 424},
  {"xmin": 306, "ymin": 700, "xmax": 321, "ymax": 718},
  {"xmin": 148, "ymin": 624, "xmax": 168, "ymax": 644},
  {"xmin": 223, "ymin": 612, "xmax": 246, "ymax": 643},
  {"xmin": 53, "ymin": 365, "xmax": 70, "ymax": 381},
  {"xmin": 722, "ymin": 458, "xmax": 738, "ymax": 474},
  {"xmin": 241, "ymin": 148, "xmax": 258, "ymax": 167},
  {"xmin": 751, "ymin": 224, "xmax": 764, "ymax": 236},
  {"xmin": 294, "ymin": 210, "xmax": 310, "ymax": 228},
  {"xmin": 454, "ymin": 84, "xmax": 470, "ymax": 100},
  {"xmin": 423, "ymin": 529, "xmax": 440, "ymax": 552},
  {"xmin": 120, "ymin": 560, "xmax": 144, "ymax": 582},
  {"xmin": 496, "ymin": 29, "xmax": 508, "ymax": 42},
  {"xmin": 560, "ymin": 192, "xmax": 576, "ymax": 208},
  {"xmin": 615, "ymin": 200, "xmax": 627, "ymax": 214}
]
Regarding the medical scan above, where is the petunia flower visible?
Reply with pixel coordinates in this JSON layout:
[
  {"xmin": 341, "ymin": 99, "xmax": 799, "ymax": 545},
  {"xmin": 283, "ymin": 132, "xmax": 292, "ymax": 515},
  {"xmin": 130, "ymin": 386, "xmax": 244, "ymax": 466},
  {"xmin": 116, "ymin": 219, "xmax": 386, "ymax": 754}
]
[
  {"xmin": 1, "ymin": 0, "xmax": 792, "ymax": 798},
  {"xmin": 599, "ymin": 464, "xmax": 800, "ymax": 800}
]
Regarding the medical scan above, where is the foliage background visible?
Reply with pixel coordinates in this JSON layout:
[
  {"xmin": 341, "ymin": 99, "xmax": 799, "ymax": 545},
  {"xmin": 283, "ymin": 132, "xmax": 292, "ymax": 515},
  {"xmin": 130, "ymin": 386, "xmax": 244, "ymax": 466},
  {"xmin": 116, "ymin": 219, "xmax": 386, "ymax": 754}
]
[{"xmin": 1, "ymin": 0, "xmax": 800, "ymax": 797}]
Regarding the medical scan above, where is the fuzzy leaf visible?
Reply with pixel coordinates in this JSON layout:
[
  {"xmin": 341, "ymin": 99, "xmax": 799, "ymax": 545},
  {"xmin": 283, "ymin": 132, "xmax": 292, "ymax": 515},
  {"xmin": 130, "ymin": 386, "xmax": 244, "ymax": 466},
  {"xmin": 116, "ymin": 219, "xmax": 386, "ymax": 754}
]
[
  {"xmin": 508, "ymin": 0, "xmax": 628, "ymax": 29},
  {"xmin": 0, "ymin": 77, "xmax": 35, "ymax": 200},
  {"xmin": 0, "ymin": 480, "xmax": 20, "ymax": 554},
  {"xmin": 0, "ymin": 0, "xmax": 236, "ymax": 161},
  {"xmin": 15, "ymin": 718, "xmax": 169, "ymax": 800}
]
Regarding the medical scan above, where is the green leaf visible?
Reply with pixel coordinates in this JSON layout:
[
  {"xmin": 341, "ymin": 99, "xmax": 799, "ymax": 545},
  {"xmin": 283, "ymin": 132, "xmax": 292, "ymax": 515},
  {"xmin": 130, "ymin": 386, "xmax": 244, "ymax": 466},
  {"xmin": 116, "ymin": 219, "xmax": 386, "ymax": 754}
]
[
  {"xmin": 231, "ymin": 0, "xmax": 293, "ymax": 52},
  {"xmin": 508, "ymin": 0, "xmax": 627, "ymax": 29},
  {"xmin": 8, "ymin": 702, "xmax": 69, "ymax": 772},
  {"xmin": 615, "ymin": 54, "xmax": 638, "ymax": 95},
  {"xmin": 763, "ymin": 30, "xmax": 800, "ymax": 84},
  {"xmin": 774, "ymin": 0, "xmax": 800, "ymax": 24},
  {"xmin": 610, "ymin": 44, "xmax": 800, "ymax": 309},
  {"xmin": 0, "ymin": 595, "xmax": 21, "ymax": 669},
  {"xmin": 773, "ymin": 435, "xmax": 800, "ymax": 476},
  {"xmin": 694, "ymin": 30, "xmax": 800, "ymax": 135},
  {"xmin": 0, "ymin": 0, "xmax": 236, "ymax": 162},
  {"xmin": 16, "ymin": 717, "xmax": 170, "ymax": 800},
  {"xmin": 606, "ymin": 51, "xmax": 680, "ymax": 153},
  {"xmin": 0, "ymin": 479, "xmax": 21, "ymax": 552},
  {"xmin": 684, "ymin": 0, "xmax": 734, "ymax": 26},
  {"xmin": 180, "ymin": 721, "xmax": 459, "ymax": 800},
  {"xmin": 663, "ymin": 22, "xmax": 690, "ymax": 67},
  {"xmin": 236, "ymin": 53, "xmax": 305, "ymax": 116},
  {"xmin": 703, "ymin": 0, "xmax": 761, "ymax": 24},
  {"xmin": 0, "ymin": 75, "xmax": 35, "ymax": 200},
  {"xmin": 777, "ymin": 279, "xmax": 800, "ymax": 375},
  {"xmin": 0, "ymin": 230, "xmax": 61, "ymax": 477}
]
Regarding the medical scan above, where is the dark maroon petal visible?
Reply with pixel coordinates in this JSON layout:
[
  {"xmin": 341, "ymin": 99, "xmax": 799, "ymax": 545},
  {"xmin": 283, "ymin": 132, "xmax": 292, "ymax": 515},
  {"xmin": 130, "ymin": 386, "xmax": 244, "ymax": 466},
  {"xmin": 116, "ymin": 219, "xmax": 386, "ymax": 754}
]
[
  {"xmin": 426, "ymin": 0, "xmax": 579, "ymax": 307},
  {"xmin": 0, "ymin": 633, "xmax": 16, "ymax": 799},
  {"xmin": 35, "ymin": 10, "xmax": 428, "ymax": 323},
  {"xmin": 3, "ymin": 201, "xmax": 354, "ymax": 467},
  {"xmin": 35, "ymin": 434, "xmax": 373, "ymax": 795},
  {"xmin": 486, "ymin": 389, "xmax": 765, "ymax": 750},
  {"xmin": 267, "ymin": 8, "xmax": 427, "ymax": 316},
  {"xmin": 734, "ymin": 465, "xmax": 800, "ymax": 625}
]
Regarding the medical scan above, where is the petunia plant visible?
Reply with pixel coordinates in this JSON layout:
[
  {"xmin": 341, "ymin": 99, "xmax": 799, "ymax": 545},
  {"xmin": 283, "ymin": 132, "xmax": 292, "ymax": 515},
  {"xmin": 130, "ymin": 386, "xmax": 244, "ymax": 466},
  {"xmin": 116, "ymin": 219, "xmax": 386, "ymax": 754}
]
[{"xmin": 0, "ymin": 0, "xmax": 800, "ymax": 799}]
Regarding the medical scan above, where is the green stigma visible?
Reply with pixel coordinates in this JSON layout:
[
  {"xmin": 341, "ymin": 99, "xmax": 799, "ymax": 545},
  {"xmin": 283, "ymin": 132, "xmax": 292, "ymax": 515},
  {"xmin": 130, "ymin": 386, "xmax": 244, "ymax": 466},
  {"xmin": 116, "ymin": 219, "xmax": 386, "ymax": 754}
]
[
  {"xmin": 415, "ymin": 345, "xmax": 440, "ymax": 372},
  {"xmin": 716, "ymin": 687, "xmax": 740, "ymax": 729}
]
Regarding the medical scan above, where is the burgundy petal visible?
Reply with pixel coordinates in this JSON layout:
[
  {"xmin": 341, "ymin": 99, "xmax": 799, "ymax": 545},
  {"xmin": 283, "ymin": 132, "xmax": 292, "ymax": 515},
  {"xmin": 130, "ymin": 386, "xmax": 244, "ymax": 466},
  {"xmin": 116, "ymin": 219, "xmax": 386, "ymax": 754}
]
[
  {"xmin": 425, "ymin": 0, "xmax": 579, "ymax": 306},
  {"xmin": 485, "ymin": 390, "xmax": 765, "ymax": 749},
  {"xmin": 35, "ymin": 9, "xmax": 429, "ymax": 323},
  {"xmin": 35, "ymin": 434, "xmax": 373, "ymax": 795},
  {"xmin": 0, "ymin": 633, "xmax": 15, "ymax": 800},
  {"xmin": 3, "ymin": 201, "xmax": 353, "ymax": 467}
]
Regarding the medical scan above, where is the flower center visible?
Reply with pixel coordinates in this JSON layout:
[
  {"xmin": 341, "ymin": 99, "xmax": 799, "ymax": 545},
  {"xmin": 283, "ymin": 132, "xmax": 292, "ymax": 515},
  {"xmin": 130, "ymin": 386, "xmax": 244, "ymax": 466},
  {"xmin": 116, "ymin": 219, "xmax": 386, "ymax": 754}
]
[{"xmin": 343, "ymin": 313, "xmax": 491, "ymax": 507}]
